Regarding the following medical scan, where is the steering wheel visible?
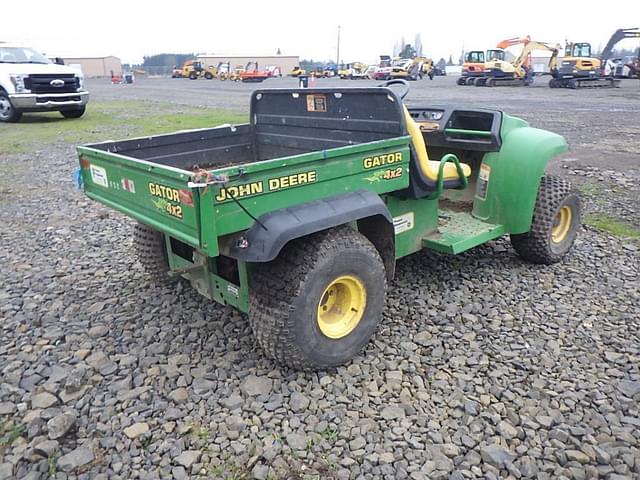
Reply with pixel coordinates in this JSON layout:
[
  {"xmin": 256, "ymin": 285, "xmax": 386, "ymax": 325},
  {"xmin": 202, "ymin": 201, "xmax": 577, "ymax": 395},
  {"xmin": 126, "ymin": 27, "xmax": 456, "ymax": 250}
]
[{"xmin": 377, "ymin": 79, "xmax": 409, "ymax": 99}]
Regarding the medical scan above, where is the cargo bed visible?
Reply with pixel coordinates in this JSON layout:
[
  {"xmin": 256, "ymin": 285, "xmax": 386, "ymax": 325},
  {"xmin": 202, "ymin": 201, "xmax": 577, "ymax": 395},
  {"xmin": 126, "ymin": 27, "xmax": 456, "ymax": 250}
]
[{"xmin": 78, "ymin": 88, "xmax": 412, "ymax": 258}]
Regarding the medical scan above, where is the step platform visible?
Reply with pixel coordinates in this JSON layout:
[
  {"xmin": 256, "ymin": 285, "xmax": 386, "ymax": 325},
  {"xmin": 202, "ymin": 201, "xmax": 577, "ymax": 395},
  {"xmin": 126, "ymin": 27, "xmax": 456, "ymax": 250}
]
[{"xmin": 423, "ymin": 210, "xmax": 505, "ymax": 254}]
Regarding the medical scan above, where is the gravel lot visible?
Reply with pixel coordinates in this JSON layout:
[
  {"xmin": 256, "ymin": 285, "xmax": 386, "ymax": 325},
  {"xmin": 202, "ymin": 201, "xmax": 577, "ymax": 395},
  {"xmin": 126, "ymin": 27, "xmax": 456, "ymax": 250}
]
[{"xmin": 1, "ymin": 76, "xmax": 639, "ymax": 480}]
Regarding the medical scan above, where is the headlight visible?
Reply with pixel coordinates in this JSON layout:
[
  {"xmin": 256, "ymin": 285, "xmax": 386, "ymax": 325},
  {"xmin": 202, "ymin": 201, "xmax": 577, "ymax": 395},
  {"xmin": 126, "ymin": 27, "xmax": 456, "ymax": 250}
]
[
  {"xmin": 10, "ymin": 75, "xmax": 27, "ymax": 93},
  {"xmin": 77, "ymin": 75, "xmax": 85, "ymax": 90}
]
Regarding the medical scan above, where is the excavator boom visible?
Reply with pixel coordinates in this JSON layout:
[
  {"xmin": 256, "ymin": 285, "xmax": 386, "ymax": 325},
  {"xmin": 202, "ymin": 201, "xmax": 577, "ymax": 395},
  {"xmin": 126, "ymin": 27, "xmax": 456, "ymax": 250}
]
[
  {"xmin": 600, "ymin": 28, "xmax": 640, "ymax": 63},
  {"xmin": 475, "ymin": 39, "xmax": 560, "ymax": 87},
  {"xmin": 513, "ymin": 41, "xmax": 561, "ymax": 70},
  {"xmin": 496, "ymin": 36, "xmax": 531, "ymax": 49}
]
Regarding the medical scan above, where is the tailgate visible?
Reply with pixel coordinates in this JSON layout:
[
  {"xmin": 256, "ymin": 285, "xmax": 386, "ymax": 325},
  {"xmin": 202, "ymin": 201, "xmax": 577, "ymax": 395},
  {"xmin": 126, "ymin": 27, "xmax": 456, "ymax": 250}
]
[{"xmin": 77, "ymin": 146, "xmax": 202, "ymax": 248}]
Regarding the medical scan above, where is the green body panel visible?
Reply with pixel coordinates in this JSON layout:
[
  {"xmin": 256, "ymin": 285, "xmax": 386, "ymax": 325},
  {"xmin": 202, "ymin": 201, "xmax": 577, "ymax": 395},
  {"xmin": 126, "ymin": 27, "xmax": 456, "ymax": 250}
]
[
  {"xmin": 79, "ymin": 134, "xmax": 411, "ymax": 256},
  {"xmin": 385, "ymin": 196, "xmax": 439, "ymax": 258},
  {"xmin": 213, "ymin": 142, "xmax": 409, "ymax": 236},
  {"xmin": 165, "ymin": 245, "xmax": 250, "ymax": 312},
  {"xmin": 423, "ymin": 211, "xmax": 505, "ymax": 254},
  {"xmin": 78, "ymin": 146, "xmax": 201, "ymax": 247},
  {"xmin": 472, "ymin": 114, "xmax": 568, "ymax": 234}
]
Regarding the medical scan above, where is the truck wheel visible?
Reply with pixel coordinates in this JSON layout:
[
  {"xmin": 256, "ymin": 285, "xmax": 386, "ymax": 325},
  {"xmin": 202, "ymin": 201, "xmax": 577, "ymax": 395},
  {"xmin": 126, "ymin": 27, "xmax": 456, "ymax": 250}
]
[
  {"xmin": 510, "ymin": 175, "xmax": 581, "ymax": 264},
  {"xmin": 133, "ymin": 222, "xmax": 176, "ymax": 286},
  {"xmin": 204, "ymin": 72, "xmax": 214, "ymax": 79},
  {"xmin": 249, "ymin": 226, "xmax": 387, "ymax": 370},
  {"xmin": 60, "ymin": 106, "xmax": 86, "ymax": 119},
  {"xmin": 0, "ymin": 91, "xmax": 22, "ymax": 123}
]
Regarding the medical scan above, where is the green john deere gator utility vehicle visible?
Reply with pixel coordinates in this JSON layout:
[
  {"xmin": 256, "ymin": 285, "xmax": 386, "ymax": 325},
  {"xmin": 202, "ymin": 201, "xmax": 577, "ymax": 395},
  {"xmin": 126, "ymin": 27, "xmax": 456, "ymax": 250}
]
[{"xmin": 77, "ymin": 80, "xmax": 580, "ymax": 370}]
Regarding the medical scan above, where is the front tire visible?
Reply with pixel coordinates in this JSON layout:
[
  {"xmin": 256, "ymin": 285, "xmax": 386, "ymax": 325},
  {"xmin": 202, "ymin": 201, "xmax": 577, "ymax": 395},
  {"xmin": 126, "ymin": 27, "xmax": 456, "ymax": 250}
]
[
  {"xmin": 510, "ymin": 175, "xmax": 581, "ymax": 264},
  {"xmin": 249, "ymin": 226, "xmax": 387, "ymax": 370},
  {"xmin": 0, "ymin": 92, "xmax": 22, "ymax": 123},
  {"xmin": 60, "ymin": 106, "xmax": 86, "ymax": 119}
]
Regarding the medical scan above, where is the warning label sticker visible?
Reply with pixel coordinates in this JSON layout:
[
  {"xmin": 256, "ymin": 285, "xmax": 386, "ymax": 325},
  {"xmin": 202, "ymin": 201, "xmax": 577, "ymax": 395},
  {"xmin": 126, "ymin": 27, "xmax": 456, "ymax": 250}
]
[
  {"xmin": 476, "ymin": 164, "xmax": 491, "ymax": 200},
  {"xmin": 393, "ymin": 212, "xmax": 414, "ymax": 234},
  {"xmin": 90, "ymin": 165, "xmax": 108, "ymax": 188},
  {"xmin": 306, "ymin": 94, "xmax": 327, "ymax": 112}
]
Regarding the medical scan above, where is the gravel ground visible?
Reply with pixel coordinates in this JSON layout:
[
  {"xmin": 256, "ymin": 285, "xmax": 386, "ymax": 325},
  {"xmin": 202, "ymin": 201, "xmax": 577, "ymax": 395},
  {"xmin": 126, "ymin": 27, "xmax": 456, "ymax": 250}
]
[{"xmin": 1, "ymin": 78, "xmax": 639, "ymax": 480}]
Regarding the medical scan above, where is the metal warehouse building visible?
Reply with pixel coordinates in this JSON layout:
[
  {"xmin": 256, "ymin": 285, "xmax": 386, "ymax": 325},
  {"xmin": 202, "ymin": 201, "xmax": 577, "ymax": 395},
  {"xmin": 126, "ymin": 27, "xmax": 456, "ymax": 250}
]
[
  {"xmin": 197, "ymin": 55, "xmax": 299, "ymax": 74},
  {"xmin": 62, "ymin": 56, "xmax": 122, "ymax": 77}
]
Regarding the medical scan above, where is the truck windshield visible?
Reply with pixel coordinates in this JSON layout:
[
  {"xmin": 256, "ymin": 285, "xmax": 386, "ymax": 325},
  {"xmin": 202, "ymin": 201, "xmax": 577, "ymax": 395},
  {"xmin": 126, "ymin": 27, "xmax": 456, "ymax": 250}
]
[{"xmin": 0, "ymin": 47, "xmax": 50, "ymax": 64}]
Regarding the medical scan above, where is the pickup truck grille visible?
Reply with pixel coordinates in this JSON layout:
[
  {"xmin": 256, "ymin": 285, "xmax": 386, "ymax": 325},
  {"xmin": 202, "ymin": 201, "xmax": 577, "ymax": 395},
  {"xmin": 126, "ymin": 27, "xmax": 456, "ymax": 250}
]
[{"xmin": 24, "ymin": 74, "xmax": 80, "ymax": 94}]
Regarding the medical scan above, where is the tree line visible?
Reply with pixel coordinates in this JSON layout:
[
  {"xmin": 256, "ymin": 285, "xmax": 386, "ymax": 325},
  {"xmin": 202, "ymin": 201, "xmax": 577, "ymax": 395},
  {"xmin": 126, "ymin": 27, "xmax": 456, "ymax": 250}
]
[{"xmin": 142, "ymin": 53, "xmax": 196, "ymax": 68}]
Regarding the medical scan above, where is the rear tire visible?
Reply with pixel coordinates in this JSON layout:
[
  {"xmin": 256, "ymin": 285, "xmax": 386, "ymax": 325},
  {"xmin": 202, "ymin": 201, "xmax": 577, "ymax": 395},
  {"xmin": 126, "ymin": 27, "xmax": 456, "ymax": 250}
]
[
  {"xmin": 248, "ymin": 226, "xmax": 387, "ymax": 370},
  {"xmin": 0, "ymin": 91, "xmax": 22, "ymax": 123},
  {"xmin": 204, "ymin": 72, "xmax": 214, "ymax": 79},
  {"xmin": 510, "ymin": 175, "xmax": 581, "ymax": 264},
  {"xmin": 133, "ymin": 222, "xmax": 177, "ymax": 286},
  {"xmin": 60, "ymin": 106, "xmax": 86, "ymax": 119}
]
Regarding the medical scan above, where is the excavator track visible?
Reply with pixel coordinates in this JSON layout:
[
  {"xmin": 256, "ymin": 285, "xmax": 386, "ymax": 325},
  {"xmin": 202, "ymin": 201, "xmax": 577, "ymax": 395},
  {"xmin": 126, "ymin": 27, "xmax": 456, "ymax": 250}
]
[
  {"xmin": 574, "ymin": 78, "xmax": 620, "ymax": 89},
  {"xmin": 456, "ymin": 76, "xmax": 482, "ymax": 85},
  {"xmin": 475, "ymin": 77, "xmax": 527, "ymax": 87},
  {"xmin": 551, "ymin": 77, "xmax": 620, "ymax": 89}
]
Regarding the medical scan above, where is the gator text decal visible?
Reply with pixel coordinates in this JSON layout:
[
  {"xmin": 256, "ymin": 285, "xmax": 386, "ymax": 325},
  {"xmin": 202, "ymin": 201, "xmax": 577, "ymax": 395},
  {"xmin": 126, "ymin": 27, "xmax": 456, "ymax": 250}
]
[{"xmin": 363, "ymin": 152, "xmax": 403, "ymax": 169}]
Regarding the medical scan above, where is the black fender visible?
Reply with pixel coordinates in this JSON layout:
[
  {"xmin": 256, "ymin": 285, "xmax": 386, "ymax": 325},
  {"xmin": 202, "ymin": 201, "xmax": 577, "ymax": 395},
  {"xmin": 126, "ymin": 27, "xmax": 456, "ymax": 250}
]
[{"xmin": 228, "ymin": 190, "xmax": 392, "ymax": 263}]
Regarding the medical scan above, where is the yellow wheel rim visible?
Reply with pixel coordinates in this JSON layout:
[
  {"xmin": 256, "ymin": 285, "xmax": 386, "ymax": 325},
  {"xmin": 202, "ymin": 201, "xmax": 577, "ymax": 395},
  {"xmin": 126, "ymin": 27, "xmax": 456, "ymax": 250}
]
[
  {"xmin": 551, "ymin": 205, "xmax": 573, "ymax": 243},
  {"xmin": 317, "ymin": 275, "xmax": 367, "ymax": 339}
]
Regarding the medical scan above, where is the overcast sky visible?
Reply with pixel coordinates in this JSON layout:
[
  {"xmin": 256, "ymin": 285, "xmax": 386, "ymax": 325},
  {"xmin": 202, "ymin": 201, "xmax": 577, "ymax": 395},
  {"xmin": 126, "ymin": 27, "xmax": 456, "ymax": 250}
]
[{"xmin": 4, "ymin": 1, "xmax": 640, "ymax": 64}]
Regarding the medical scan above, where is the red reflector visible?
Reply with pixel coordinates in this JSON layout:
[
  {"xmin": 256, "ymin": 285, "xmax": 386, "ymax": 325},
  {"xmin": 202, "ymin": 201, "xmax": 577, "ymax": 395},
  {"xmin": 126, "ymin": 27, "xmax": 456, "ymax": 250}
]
[
  {"xmin": 179, "ymin": 189, "xmax": 194, "ymax": 206},
  {"xmin": 79, "ymin": 155, "xmax": 90, "ymax": 169}
]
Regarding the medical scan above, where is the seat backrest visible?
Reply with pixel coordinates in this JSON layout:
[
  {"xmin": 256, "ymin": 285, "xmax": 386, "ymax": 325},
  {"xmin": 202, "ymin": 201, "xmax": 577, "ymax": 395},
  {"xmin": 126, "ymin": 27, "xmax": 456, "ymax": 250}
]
[{"xmin": 402, "ymin": 106, "xmax": 440, "ymax": 182}]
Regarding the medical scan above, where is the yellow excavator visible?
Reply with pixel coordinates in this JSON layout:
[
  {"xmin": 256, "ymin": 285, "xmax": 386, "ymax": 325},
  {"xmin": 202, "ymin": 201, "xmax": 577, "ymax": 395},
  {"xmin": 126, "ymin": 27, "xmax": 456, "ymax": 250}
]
[
  {"xmin": 457, "ymin": 37, "xmax": 525, "ymax": 86},
  {"xmin": 550, "ymin": 41, "xmax": 619, "ymax": 88},
  {"xmin": 289, "ymin": 66, "xmax": 306, "ymax": 77},
  {"xmin": 457, "ymin": 49, "xmax": 507, "ymax": 85},
  {"xmin": 338, "ymin": 62, "xmax": 370, "ymax": 79},
  {"xmin": 475, "ymin": 40, "xmax": 561, "ymax": 87},
  {"xmin": 386, "ymin": 56, "xmax": 434, "ymax": 81}
]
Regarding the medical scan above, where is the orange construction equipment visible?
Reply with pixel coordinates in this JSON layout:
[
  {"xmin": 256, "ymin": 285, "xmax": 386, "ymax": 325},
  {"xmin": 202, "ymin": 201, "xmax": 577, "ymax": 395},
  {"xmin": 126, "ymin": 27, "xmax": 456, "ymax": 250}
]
[
  {"xmin": 496, "ymin": 36, "xmax": 532, "ymax": 68},
  {"xmin": 458, "ymin": 36, "xmax": 531, "ymax": 86},
  {"xmin": 238, "ymin": 62, "xmax": 270, "ymax": 83}
]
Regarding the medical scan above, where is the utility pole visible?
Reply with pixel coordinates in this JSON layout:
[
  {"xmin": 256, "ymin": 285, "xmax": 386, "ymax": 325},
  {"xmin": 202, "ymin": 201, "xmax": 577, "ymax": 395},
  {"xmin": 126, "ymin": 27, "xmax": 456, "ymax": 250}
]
[{"xmin": 336, "ymin": 25, "xmax": 341, "ymax": 66}]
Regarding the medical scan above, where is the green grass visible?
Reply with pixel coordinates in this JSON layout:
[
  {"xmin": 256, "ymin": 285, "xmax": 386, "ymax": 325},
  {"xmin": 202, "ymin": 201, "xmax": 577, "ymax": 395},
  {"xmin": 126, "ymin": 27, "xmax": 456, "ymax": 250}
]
[
  {"xmin": 48, "ymin": 451, "xmax": 60, "ymax": 477},
  {"xmin": 585, "ymin": 214, "xmax": 640, "ymax": 239},
  {"xmin": 319, "ymin": 427, "xmax": 338, "ymax": 443},
  {"xmin": 0, "ymin": 423, "xmax": 25, "ymax": 446},
  {"xmin": 0, "ymin": 100, "xmax": 246, "ymax": 155},
  {"xmin": 209, "ymin": 463, "xmax": 248, "ymax": 480},
  {"xmin": 577, "ymin": 182, "xmax": 602, "ymax": 196},
  {"xmin": 190, "ymin": 424, "xmax": 211, "ymax": 442}
]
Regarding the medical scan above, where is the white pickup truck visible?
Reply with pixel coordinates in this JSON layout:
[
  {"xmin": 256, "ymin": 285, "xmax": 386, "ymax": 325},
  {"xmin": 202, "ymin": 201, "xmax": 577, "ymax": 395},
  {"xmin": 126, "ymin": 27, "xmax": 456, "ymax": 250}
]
[{"xmin": 0, "ymin": 42, "xmax": 89, "ymax": 122}]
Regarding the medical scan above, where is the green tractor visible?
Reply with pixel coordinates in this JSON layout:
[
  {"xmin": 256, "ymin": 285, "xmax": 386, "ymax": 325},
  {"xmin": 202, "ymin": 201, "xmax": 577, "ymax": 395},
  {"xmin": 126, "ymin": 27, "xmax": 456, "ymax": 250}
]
[{"xmin": 77, "ymin": 80, "xmax": 580, "ymax": 370}]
